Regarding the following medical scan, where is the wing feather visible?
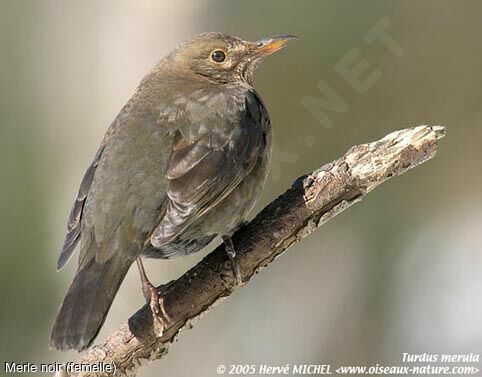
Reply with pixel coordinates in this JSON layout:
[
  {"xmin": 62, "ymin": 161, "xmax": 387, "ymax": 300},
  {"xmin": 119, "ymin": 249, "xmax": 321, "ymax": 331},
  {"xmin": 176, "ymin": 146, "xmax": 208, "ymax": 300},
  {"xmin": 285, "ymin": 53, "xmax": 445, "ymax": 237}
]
[
  {"xmin": 151, "ymin": 91, "xmax": 267, "ymax": 247},
  {"xmin": 57, "ymin": 145, "xmax": 105, "ymax": 270}
]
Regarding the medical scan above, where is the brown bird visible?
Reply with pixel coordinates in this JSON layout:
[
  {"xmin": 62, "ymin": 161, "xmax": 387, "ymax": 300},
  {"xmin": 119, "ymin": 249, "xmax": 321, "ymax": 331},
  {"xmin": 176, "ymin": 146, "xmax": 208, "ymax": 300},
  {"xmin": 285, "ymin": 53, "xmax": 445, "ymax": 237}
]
[{"xmin": 50, "ymin": 32, "xmax": 297, "ymax": 351}]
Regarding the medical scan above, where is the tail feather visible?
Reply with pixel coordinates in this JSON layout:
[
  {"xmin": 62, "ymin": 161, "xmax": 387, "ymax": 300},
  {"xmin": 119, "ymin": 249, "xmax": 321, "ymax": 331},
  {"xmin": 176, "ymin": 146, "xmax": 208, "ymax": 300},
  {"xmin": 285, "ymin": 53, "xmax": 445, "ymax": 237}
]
[{"xmin": 50, "ymin": 255, "xmax": 132, "ymax": 351}]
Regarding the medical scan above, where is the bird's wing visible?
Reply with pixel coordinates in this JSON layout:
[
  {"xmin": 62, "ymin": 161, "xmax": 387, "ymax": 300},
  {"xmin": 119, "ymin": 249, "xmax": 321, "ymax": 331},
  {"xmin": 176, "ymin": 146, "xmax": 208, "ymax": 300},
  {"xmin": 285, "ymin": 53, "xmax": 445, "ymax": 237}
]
[
  {"xmin": 150, "ymin": 91, "xmax": 268, "ymax": 247},
  {"xmin": 57, "ymin": 144, "xmax": 105, "ymax": 270}
]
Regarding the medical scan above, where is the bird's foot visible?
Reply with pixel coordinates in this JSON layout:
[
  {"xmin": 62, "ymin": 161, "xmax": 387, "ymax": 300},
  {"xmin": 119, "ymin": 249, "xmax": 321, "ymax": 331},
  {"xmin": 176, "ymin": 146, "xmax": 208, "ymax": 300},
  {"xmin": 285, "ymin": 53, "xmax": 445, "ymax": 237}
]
[
  {"xmin": 222, "ymin": 235, "xmax": 243, "ymax": 287},
  {"xmin": 227, "ymin": 251, "xmax": 243, "ymax": 287},
  {"xmin": 136, "ymin": 257, "xmax": 171, "ymax": 336},
  {"xmin": 144, "ymin": 282, "xmax": 170, "ymax": 335}
]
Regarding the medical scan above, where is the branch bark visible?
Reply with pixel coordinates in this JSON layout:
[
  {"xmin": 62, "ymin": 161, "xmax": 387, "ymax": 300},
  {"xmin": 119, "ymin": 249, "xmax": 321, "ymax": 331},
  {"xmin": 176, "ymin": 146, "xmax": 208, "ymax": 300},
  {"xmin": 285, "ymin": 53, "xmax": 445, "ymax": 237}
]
[{"xmin": 56, "ymin": 125, "xmax": 446, "ymax": 377}]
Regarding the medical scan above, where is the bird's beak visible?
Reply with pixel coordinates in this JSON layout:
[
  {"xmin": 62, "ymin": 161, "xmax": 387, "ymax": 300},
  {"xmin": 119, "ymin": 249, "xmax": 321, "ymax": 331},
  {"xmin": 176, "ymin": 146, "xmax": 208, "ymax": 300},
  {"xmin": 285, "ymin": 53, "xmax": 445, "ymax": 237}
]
[{"xmin": 254, "ymin": 35, "xmax": 298, "ymax": 56}]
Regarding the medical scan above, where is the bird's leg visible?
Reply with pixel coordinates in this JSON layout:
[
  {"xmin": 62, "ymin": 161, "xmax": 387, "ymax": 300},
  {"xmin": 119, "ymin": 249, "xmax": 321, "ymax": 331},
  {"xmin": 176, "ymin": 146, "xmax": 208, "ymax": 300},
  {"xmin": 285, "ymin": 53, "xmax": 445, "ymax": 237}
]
[
  {"xmin": 136, "ymin": 257, "xmax": 171, "ymax": 331},
  {"xmin": 221, "ymin": 235, "xmax": 243, "ymax": 286}
]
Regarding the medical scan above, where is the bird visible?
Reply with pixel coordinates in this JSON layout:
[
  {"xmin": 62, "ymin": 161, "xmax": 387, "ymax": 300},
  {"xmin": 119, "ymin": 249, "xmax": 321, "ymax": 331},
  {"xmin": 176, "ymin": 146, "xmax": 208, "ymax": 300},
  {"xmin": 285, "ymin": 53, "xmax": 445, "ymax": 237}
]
[{"xmin": 50, "ymin": 32, "xmax": 297, "ymax": 352}]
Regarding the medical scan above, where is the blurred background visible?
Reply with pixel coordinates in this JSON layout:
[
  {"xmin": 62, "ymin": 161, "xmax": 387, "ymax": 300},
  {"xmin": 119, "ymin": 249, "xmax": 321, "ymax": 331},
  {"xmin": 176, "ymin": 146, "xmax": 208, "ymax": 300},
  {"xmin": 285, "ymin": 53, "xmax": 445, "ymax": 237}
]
[{"xmin": 1, "ymin": 0, "xmax": 481, "ymax": 375}]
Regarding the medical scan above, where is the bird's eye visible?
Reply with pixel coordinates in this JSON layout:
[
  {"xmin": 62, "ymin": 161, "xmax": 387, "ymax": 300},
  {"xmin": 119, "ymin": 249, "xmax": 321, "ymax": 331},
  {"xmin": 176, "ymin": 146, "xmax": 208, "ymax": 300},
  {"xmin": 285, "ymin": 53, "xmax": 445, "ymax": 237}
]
[{"xmin": 211, "ymin": 50, "xmax": 226, "ymax": 63}]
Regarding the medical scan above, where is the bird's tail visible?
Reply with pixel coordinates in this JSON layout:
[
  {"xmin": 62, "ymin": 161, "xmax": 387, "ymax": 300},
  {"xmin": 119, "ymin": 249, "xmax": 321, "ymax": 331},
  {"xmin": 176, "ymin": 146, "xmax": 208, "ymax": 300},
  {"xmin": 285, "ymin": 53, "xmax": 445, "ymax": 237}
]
[{"xmin": 50, "ymin": 255, "xmax": 132, "ymax": 351}]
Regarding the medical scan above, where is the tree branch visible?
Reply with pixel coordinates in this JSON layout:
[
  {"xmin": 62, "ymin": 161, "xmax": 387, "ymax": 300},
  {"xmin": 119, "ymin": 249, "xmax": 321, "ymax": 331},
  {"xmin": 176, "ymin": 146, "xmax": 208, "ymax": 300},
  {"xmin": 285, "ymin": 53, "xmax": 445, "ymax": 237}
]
[{"xmin": 56, "ymin": 125, "xmax": 446, "ymax": 377}]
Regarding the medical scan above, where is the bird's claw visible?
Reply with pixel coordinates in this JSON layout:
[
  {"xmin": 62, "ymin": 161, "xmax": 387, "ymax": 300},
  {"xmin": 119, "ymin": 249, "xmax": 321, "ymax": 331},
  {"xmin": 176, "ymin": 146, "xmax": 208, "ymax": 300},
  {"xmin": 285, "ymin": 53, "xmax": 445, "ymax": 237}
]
[
  {"xmin": 220, "ymin": 256, "xmax": 243, "ymax": 290},
  {"xmin": 229, "ymin": 256, "xmax": 243, "ymax": 287},
  {"xmin": 136, "ymin": 257, "xmax": 171, "ymax": 335},
  {"xmin": 222, "ymin": 235, "xmax": 243, "ymax": 288},
  {"xmin": 143, "ymin": 281, "xmax": 170, "ymax": 336}
]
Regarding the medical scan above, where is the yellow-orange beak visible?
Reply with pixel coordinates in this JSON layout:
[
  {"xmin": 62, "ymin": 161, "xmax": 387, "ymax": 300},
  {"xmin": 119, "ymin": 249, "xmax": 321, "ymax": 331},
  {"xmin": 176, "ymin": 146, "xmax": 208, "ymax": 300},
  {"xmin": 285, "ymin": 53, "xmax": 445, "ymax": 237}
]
[{"xmin": 254, "ymin": 35, "xmax": 298, "ymax": 56}]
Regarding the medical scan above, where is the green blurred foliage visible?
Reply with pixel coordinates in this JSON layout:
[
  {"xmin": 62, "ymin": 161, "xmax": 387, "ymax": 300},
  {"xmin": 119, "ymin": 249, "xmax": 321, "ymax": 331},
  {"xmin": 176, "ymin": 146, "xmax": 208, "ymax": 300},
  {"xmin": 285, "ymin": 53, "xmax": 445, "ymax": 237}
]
[{"xmin": 0, "ymin": 0, "xmax": 56, "ymax": 361}]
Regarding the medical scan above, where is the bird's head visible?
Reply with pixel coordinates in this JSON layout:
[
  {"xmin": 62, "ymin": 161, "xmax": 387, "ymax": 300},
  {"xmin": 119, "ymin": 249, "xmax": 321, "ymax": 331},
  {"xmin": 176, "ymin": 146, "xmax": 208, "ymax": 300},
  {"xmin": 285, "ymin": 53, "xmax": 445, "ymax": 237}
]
[{"xmin": 168, "ymin": 32, "xmax": 298, "ymax": 85}]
